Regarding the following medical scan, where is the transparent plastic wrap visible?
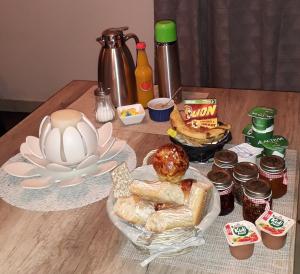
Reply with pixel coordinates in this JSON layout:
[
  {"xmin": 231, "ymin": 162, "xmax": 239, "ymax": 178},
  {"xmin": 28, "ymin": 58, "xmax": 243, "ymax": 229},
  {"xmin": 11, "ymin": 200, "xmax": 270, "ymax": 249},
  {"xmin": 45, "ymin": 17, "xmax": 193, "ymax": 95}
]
[{"xmin": 106, "ymin": 166, "xmax": 220, "ymax": 266}]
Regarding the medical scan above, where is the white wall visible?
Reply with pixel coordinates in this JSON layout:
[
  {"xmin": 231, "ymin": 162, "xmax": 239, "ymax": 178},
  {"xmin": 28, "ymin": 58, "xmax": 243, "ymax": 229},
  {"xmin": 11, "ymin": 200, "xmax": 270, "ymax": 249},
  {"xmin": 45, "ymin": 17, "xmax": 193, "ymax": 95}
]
[{"xmin": 0, "ymin": 0, "xmax": 154, "ymax": 102}]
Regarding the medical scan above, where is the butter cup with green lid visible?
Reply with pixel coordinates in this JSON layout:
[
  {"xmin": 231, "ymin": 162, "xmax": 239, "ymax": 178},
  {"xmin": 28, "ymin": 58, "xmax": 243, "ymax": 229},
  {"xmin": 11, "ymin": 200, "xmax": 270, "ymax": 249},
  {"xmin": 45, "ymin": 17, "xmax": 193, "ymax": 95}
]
[
  {"xmin": 248, "ymin": 106, "xmax": 277, "ymax": 121},
  {"xmin": 249, "ymin": 106, "xmax": 276, "ymax": 131},
  {"xmin": 252, "ymin": 126, "xmax": 274, "ymax": 141},
  {"xmin": 262, "ymin": 135, "xmax": 288, "ymax": 158},
  {"xmin": 243, "ymin": 124, "xmax": 264, "ymax": 148}
]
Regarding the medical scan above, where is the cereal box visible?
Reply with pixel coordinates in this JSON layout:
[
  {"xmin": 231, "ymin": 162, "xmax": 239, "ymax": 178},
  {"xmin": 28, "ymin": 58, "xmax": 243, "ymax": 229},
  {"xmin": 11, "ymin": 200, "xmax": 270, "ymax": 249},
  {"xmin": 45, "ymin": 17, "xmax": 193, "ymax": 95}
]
[{"xmin": 183, "ymin": 99, "xmax": 217, "ymax": 129}]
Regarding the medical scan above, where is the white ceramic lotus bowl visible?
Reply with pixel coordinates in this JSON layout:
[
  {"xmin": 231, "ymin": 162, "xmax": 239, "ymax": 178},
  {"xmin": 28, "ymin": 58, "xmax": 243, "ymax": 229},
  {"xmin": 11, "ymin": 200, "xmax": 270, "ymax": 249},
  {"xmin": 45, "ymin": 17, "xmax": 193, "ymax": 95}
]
[{"xmin": 39, "ymin": 109, "xmax": 99, "ymax": 166}]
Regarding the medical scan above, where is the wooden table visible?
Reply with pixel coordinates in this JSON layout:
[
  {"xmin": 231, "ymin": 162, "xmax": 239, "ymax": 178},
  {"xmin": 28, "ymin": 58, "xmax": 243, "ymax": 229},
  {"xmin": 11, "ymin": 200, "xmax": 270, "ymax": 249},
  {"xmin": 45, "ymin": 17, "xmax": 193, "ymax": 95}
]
[{"xmin": 0, "ymin": 80, "xmax": 299, "ymax": 273}]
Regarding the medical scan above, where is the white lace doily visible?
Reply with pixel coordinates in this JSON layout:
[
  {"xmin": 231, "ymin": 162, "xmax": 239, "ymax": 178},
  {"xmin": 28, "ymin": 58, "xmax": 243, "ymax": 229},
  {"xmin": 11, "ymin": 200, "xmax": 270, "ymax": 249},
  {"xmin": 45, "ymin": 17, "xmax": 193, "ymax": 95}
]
[{"xmin": 0, "ymin": 144, "xmax": 136, "ymax": 212}]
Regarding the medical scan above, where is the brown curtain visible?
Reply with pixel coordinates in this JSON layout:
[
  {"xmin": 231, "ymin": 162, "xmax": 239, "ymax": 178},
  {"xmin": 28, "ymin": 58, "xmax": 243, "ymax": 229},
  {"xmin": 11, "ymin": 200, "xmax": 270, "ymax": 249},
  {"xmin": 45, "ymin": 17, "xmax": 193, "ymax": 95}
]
[{"xmin": 154, "ymin": 0, "xmax": 300, "ymax": 92}]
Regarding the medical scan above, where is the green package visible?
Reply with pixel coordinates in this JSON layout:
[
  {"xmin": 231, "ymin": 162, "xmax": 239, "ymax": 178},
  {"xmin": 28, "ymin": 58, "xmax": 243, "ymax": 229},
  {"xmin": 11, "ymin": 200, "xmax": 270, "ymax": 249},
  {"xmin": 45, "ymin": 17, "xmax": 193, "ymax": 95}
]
[{"xmin": 262, "ymin": 135, "xmax": 288, "ymax": 158}]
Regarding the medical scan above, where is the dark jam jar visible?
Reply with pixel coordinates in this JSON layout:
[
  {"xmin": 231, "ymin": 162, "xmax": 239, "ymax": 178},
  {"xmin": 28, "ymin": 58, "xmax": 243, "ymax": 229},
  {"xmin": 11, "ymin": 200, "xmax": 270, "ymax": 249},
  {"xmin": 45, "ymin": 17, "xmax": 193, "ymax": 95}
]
[
  {"xmin": 207, "ymin": 169, "xmax": 234, "ymax": 216},
  {"xmin": 232, "ymin": 162, "xmax": 258, "ymax": 205},
  {"xmin": 259, "ymin": 155, "xmax": 287, "ymax": 199},
  {"xmin": 212, "ymin": 150, "xmax": 238, "ymax": 176},
  {"xmin": 243, "ymin": 179, "xmax": 272, "ymax": 223}
]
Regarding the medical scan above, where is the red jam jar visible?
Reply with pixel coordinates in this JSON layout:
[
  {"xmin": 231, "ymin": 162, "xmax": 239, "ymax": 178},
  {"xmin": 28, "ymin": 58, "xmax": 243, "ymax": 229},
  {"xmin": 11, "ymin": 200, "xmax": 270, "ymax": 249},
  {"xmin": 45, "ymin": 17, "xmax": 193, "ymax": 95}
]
[
  {"xmin": 243, "ymin": 179, "xmax": 272, "ymax": 224},
  {"xmin": 212, "ymin": 150, "xmax": 238, "ymax": 176},
  {"xmin": 259, "ymin": 155, "xmax": 287, "ymax": 199},
  {"xmin": 232, "ymin": 162, "xmax": 258, "ymax": 205},
  {"xmin": 207, "ymin": 169, "xmax": 234, "ymax": 216}
]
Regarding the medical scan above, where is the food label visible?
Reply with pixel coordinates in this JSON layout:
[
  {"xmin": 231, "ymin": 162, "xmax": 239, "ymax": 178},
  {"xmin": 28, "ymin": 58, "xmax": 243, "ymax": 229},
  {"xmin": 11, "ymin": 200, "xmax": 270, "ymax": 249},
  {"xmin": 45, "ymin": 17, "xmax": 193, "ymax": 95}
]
[
  {"xmin": 255, "ymin": 210, "xmax": 295, "ymax": 236},
  {"xmin": 242, "ymin": 124, "xmax": 265, "ymax": 148},
  {"xmin": 262, "ymin": 136, "xmax": 288, "ymax": 150},
  {"xmin": 139, "ymin": 81, "xmax": 152, "ymax": 91},
  {"xmin": 223, "ymin": 221, "xmax": 261, "ymax": 246},
  {"xmin": 183, "ymin": 99, "xmax": 217, "ymax": 129}
]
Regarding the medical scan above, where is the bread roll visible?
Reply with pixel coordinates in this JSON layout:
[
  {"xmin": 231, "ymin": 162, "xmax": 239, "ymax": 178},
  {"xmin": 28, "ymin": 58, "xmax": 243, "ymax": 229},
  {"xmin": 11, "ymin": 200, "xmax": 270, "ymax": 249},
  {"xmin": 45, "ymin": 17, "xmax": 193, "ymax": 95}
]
[
  {"xmin": 188, "ymin": 182, "xmax": 212, "ymax": 225},
  {"xmin": 152, "ymin": 144, "xmax": 189, "ymax": 183},
  {"xmin": 129, "ymin": 179, "xmax": 212, "ymax": 230},
  {"xmin": 129, "ymin": 179, "xmax": 186, "ymax": 204},
  {"xmin": 113, "ymin": 195, "xmax": 155, "ymax": 225},
  {"xmin": 145, "ymin": 206, "xmax": 194, "ymax": 233}
]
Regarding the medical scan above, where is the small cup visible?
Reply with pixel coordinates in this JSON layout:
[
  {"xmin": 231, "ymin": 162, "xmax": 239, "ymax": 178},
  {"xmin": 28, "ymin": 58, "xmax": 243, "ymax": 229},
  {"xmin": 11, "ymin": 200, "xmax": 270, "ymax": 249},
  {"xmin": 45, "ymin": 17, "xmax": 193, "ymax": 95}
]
[
  {"xmin": 224, "ymin": 221, "xmax": 261, "ymax": 260},
  {"xmin": 117, "ymin": 104, "xmax": 145, "ymax": 125},
  {"xmin": 255, "ymin": 210, "xmax": 295, "ymax": 250},
  {"xmin": 147, "ymin": 98, "xmax": 174, "ymax": 122}
]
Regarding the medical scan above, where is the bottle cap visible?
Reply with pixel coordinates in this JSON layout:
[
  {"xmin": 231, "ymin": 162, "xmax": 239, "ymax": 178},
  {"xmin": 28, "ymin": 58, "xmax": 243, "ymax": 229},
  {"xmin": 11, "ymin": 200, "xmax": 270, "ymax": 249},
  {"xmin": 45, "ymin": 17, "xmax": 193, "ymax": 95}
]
[
  {"xmin": 136, "ymin": 42, "xmax": 146, "ymax": 49},
  {"xmin": 155, "ymin": 20, "xmax": 177, "ymax": 43}
]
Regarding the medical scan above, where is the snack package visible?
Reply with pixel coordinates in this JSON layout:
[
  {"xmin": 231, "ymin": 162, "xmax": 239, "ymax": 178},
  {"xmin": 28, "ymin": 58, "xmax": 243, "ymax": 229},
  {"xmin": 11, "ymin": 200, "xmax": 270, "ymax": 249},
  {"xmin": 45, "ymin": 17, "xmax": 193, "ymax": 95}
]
[
  {"xmin": 255, "ymin": 210, "xmax": 295, "ymax": 249},
  {"xmin": 223, "ymin": 220, "xmax": 261, "ymax": 260},
  {"xmin": 184, "ymin": 99, "xmax": 217, "ymax": 129}
]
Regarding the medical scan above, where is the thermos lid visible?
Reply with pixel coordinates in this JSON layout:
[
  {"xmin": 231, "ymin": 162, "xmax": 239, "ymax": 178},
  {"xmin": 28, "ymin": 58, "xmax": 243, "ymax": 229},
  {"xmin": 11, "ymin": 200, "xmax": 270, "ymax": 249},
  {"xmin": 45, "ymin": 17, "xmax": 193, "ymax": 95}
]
[{"xmin": 155, "ymin": 20, "xmax": 177, "ymax": 43}]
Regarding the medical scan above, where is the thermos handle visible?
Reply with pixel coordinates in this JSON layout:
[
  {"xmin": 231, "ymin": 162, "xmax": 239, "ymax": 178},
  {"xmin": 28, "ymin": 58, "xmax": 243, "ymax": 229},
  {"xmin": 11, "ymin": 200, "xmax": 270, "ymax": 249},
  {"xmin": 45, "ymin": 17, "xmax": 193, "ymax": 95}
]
[
  {"xmin": 124, "ymin": 33, "xmax": 139, "ymax": 44},
  {"xmin": 124, "ymin": 33, "xmax": 139, "ymax": 65}
]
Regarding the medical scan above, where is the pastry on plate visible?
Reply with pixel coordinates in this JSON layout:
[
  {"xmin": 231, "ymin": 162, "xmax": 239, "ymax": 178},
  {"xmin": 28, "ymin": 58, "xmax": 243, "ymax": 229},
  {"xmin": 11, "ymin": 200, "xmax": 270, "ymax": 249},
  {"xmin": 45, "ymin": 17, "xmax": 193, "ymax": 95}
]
[
  {"xmin": 152, "ymin": 143, "xmax": 189, "ymax": 183},
  {"xmin": 114, "ymin": 179, "xmax": 212, "ymax": 232},
  {"xmin": 113, "ymin": 195, "xmax": 155, "ymax": 225}
]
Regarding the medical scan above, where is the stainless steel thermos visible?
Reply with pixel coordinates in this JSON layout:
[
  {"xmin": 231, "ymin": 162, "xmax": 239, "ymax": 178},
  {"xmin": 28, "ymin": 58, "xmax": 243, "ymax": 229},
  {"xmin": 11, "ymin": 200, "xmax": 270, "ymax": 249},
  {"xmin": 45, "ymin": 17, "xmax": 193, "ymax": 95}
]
[
  {"xmin": 155, "ymin": 20, "xmax": 181, "ymax": 102},
  {"xmin": 97, "ymin": 27, "xmax": 139, "ymax": 107}
]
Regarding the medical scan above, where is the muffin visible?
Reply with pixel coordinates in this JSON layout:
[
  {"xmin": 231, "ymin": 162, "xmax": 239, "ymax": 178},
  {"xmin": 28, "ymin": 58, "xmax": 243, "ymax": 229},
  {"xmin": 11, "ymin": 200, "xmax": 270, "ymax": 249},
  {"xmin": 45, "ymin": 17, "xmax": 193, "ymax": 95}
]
[{"xmin": 152, "ymin": 144, "xmax": 189, "ymax": 183}]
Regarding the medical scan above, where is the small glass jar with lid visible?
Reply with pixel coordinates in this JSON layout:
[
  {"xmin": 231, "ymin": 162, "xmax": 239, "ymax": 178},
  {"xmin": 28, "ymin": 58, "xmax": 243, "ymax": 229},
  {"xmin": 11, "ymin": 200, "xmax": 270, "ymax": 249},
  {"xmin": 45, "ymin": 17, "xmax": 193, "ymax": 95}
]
[
  {"xmin": 232, "ymin": 162, "xmax": 258, "ymax": 205},
  {"xmin": 207, "ymin": 169, "xmax": 234, "ymax": 216},
  {"xmin": 259, "ymin": 155, "xmax": 287, "ymax": 199},
  {"xmin": 94, "ymin": 83, "xmax": 115, "ymax": 123},
  {"xmin": 243, "ymin": 179, "xmax": 272, "ymax": 223},
  {"xmin": 212, "ymin": 150, "xmax": 238, "ymax": 176}
]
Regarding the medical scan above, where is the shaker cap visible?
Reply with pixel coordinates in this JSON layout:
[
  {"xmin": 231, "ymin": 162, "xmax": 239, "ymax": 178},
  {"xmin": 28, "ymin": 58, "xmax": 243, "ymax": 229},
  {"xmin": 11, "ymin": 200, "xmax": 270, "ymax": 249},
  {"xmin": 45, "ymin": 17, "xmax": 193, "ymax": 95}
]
[
  {"xmin": 94, "ymin": 83, "xmax": 110, "ymax": 96},
  {"xmin": 155, "ymin": 20, "xmax": 177, "ymax": 43}
]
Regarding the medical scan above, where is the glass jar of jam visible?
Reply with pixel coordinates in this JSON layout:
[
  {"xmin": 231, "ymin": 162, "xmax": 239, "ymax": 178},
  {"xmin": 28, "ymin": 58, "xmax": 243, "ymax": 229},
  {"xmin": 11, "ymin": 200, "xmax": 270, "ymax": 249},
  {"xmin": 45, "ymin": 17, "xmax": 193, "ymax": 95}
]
[
  {"xmin": 207, "ymin": 169, "xmax": 234, "ymax": 216},
  {"xmin": 243, "ymin": 179, "xmax": 272, "ymax": 223},
  {"xmin": 212, "ymin": 150, "xmax": 238, "ymax": 176},
  {"xmin": 259, "ymin": 155, "xmax": 287, "ymax": 199},
  {"xmin": 232, "ymin": 162, "xmax": 258, "ymax": 205}
]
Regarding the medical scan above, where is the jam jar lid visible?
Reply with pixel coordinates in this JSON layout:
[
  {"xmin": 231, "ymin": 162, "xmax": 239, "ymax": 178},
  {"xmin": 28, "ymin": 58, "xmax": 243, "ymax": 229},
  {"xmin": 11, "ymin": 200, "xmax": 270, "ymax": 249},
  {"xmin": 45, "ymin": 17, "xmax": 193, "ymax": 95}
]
[
  {"xmin": 207, "ymin": 170, "xmax": 232, "ymax": 190},
  {"xmin": 233, "ymin": 162, "xmax": 258, "ymax": 181},
  {"xmin": 244, "ymin": 179, "xmax": 272, "ymax": 199},
  {"xmin": 260, "ymin": 155, "xmax": 285, "ymax": 173},
  {"xmin": 214, "ymin": 150, "xmax": 238, "ymax": 167}
]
